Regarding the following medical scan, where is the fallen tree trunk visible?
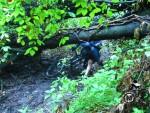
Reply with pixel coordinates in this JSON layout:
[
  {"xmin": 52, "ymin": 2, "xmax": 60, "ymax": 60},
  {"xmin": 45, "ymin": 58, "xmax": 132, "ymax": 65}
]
[
  {"xmin": 43, "ymin": 15, "xmax": 150, "ymax": 49},
  {"xmin": 1, "ymin": 15, "xmax": 150, "ymax": 71}
]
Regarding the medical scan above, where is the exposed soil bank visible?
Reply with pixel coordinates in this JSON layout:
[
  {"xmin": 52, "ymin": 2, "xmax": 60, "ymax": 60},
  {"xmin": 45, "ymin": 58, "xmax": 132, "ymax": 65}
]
[{"xmin": 0, "ymin": 48, "xmax": 72, "ymax": 113}]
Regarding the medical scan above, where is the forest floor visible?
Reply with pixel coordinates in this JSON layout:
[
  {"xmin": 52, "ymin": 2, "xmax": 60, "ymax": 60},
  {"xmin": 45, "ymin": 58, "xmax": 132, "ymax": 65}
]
[
  {"xmin": 0, "ymin": 40, "xmax": 149, "ymax": 113},
  {"xmin": 0, "ymin": 47, "xmax": 75, "ymax": 113}
]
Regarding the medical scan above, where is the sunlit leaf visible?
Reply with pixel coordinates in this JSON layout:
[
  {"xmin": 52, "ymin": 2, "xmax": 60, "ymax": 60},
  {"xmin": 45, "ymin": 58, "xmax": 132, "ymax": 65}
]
[
  {"xmin": 112, "ymin": 0, "xmax": 120, "ymax": 3},
  {"xmin": 68, "ymin": 12, "xmax": 76, "ymax": 17},
  {"xmin": 59, "ymin": 36, "xmax": 69, "ymax": 46}
]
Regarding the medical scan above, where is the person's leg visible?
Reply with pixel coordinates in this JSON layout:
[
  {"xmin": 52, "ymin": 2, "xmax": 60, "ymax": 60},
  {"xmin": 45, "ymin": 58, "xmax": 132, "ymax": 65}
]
[
  {"xmin": 91, "ymin": 47, "xmax": 101, "ymax": 63},
  {"xmin": 85, "ymin": 59, "xmax": 93, "ymax": 76},
  {"xmin": 90, "ymin": 47, "xmax": 103, "ymax": 71}
]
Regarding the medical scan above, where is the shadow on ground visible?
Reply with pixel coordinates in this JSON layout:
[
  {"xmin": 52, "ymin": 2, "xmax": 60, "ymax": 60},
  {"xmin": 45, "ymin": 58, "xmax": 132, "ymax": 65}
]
[{"xmin": 0, "ymin": 47, "xmax": 77, "ymax": 113}]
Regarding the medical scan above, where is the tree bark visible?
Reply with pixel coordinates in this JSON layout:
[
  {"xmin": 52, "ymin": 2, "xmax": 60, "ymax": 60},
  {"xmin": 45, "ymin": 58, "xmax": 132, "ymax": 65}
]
[
  {"xmin": 43, "ymin": 14, "xmax": 150, "ymax": 49},
  {"xmin": 1, "ymin": 14, "xmax": 150, "ymax": 70}
]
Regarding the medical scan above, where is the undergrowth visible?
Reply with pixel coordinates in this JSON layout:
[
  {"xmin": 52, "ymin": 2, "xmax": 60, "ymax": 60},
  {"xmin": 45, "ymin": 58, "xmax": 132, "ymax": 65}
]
[
  {"xmin": 18, "ymin": 37, "xmax": 150, "ymax": 113},
  {"xmin": 44, "ymin": 36, "xmax": 150, "ymax": 113}
]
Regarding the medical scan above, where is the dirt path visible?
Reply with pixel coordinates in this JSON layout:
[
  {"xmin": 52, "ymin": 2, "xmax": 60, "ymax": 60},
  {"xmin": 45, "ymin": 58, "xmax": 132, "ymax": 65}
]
[
  {"xmin": 0, "ymin": 42, "xmax": 110, "ymax": 113},
  {"xmin": 0, "ymin": 50, "xmax": 67, "ymax": 113}
]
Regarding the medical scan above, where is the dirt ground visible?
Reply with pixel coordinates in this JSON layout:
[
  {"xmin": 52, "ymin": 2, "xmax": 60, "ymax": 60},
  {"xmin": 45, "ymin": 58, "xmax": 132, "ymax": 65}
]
[
  {"xmin": 0, "ymin": 47, "xmax": 75, "ymax": 113},
  {"xmin": 0, "ymin": 42, "xmax": 110, "ymax": 113}
]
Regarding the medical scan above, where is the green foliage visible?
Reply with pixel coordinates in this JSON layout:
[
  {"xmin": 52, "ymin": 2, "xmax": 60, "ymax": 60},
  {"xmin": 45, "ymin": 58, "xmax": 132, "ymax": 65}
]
[
  {"xmin": 66, "ymin": 72, "xmax": 121, "ymax": 113},
  {"xmin": 36, "ymin": 108, "xmax": 44, "ymax": 113},
  {"xmin": 132, "ymin": 108, "xmax": 144, "ymax": 113},
  {"xmin": 0, "ymin": 0, "xmax": 118, "ymax": 61},
  {"xmin": 24, "ymin": 47, "xmax": 38, "ymax": 56},
  {"xmin": 1, "ymin": 0, "xmax": 149, "ymax": 112},
  {"xmin": 59, "ymin": 36, "xmax": 69, "ymax": 46},
  {"xmin": 18, "ymin": 106, "xmax": 31, "ymax": 113},
  {"xmin": 0, "ymin": 46, "xmax": 11, "ymax": 63},
  {"xmin": 45, "ymin": 64, "xmax": 121, "ymax": 112},
  {"xmin": 0, "ymin": 0, "xmax": 65, "ymax": 57},
  {"xmin": 61, "ymin": 17, "xmax": 91, "ymax": 28},
  {"xmin": 44, "ymin": 37, "xmax": 150, "ymax": 113},
  {"xmin": 112, "ymin": 0, "xmax": 120, "ymax": 3}
]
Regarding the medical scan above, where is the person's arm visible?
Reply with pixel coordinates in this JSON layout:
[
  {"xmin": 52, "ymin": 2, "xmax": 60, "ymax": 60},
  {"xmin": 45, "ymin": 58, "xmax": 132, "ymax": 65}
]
[
  {"xmin": 71, "ymin": 40, "xmax": 87, "ymax": 51},
  {"xmin": 91, "ymin": 41, "xmax": 102, "ymax": 47},
  {"xmin": 95, "ymin": 41, "xmax": 102, "ymax": 46},
  {"xmin": 72, "ymin": 41, "xmax": 91, "ymax": 51},
  {"xmin": 80, "ymin": 42, "xmax": 90, "ymax": 47}
]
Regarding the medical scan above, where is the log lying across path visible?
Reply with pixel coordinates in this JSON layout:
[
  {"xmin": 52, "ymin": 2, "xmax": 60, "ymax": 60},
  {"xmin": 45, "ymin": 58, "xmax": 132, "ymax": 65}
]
[
  {"xmin": 1, "ymin": 14, "xmax": 150, "ymax": 70},
  {"xmin": 43, "ymin": 14, "xmax": 150, "ymax": 49}
]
